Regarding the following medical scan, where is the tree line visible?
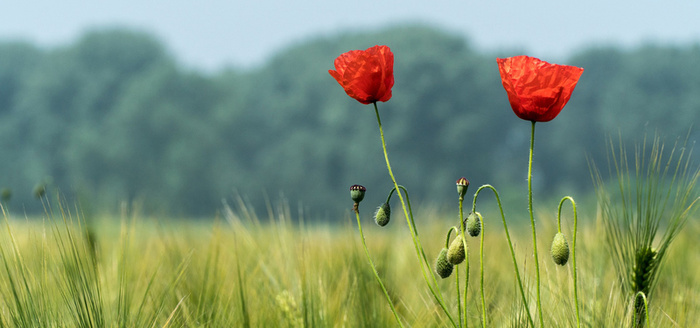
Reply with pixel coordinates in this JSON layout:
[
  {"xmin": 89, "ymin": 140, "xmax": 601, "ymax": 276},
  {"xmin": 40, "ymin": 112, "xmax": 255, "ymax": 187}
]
[{"xmin": 0, "ymin": 25, "xmax": 698, "ymax": 217}]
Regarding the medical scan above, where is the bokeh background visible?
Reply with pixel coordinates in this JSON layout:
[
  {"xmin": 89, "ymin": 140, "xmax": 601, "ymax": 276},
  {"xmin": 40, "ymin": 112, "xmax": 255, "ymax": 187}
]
[{"xmin": 1, "ymin": 1, "xmax": 700, "ymax": 218}]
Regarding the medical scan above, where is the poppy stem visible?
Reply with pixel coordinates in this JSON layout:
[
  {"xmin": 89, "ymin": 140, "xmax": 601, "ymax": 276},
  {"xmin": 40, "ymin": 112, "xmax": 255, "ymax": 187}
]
[
  {"xmin": 353, "ymin": 208, "xmax": 404, "ymax": 327},
  {"xmin": 373, "ymin": 102, "xmax": 457, "ymax": 327},
  {"xmin": 472, "ymin": 184, "xmax": 534, "ymax": 327},
  {"xmin": 455, "ymin": 265, "xmax": 462, "ymax": 328},
  {"xmin": 477, "ymin": 212, "xmax": 487, "ymax": 327},
  {"xmin": 528, "ymin": 121, "xmax": 544, "ymax": 327},
  {"xmin": 558, "ymin": 196, "xmax": 580, "ymax": 328},
  {"xmin": 459, "ymin": 194, "xmax": 469, "ymax": 328}
]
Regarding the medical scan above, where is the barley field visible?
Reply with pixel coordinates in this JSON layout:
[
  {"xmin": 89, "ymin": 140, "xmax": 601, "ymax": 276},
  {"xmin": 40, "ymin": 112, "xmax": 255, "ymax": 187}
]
[{"xmin": 0, "ymin": 196, "xmax": 697, "ymax": 328}]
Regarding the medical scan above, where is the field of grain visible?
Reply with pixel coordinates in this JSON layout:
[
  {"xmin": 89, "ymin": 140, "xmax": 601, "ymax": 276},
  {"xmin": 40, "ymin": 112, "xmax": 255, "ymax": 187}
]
[{"xmin": 0, "ymin": 197, "xmax": 697, "ymax": 327}]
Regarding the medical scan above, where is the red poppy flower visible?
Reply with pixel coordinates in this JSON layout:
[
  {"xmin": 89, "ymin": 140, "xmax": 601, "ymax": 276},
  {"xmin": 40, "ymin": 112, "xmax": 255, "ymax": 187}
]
[
  {"xmin": 497, "ymin": 56, "xmax": 583, "ymax": 122},
  {"xmin": 329, "ymin": 45, "xmax": 394, "ymax": 105}
]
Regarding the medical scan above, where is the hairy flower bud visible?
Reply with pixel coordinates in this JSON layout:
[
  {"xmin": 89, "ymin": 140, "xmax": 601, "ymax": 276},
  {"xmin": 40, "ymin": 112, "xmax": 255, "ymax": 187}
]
[
  {"xmin": 447, "ymin": 234, "xmax": 466, "ymax": 265},
  {"xmin": 435, "ymin": 248, "xmax": 454, "ymax": 279},
  {"xmin": 550, "ymin": 232, "xmax": 570, "ymax": 266},
  {"xmin": 374, "ymin": 202, "xmax": 391, "ymax": 227},
  {"xmin": 456, "ymin": 177, "xmax": 470, "ymax": 199},
  {"xmin": 466, "ymin": 212, "xmax": 481, "ymax": 237}
]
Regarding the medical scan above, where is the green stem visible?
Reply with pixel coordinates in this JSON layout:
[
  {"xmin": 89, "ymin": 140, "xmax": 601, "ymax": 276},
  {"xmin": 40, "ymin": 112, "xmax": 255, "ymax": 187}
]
[
  {"xmin": 459, "ymin": 196, "xmax": 469, "ymax": 328},
  {"xmin": 477, "ymin": 212, "xmax": 486, "ymax": 327},
  {"xmin": 397, "ymin": 186, "xmax": 419, "ymax": 238},
  {"xmin": 633, "ymin": 292, "xmax": 650, "ymax": 328},
  {"xmin": 385, "ymin": 187, "xmax": 397, "ymax": 203},
  {"xmin": 527, "ymin": 121, "xmax": 544, "ymax": 327},
  {"xmin": 448, "ymin": 225, "xmax": 463, "ymax": 328},
  {"xmin": 472, "ymin": 184, "xmax": 534, "ymax": 327},
  {"xmin": 455, "ymin": 265, "xmax": 462, "ymax": 328},
  {"xmin": 354, "ymin": 209, "xmax": 404, "ymax": 327},
  {"xmin": 464, "ymin": 244, "xmax": 470, "ymax": 328},
  {"xmin": 558, "ymin": 196, "xmax": 580, "ymax": 328},
  {"xmin": 400, "ymin": 185, "xmax": 457, "ymax": 326},
  {"xmin": 445, "ymin": 227, "xmax": 456, "ymax": 249},
  {"xmin": 373, "ymin": 103, "xmax": 456, "ymax": 327}
]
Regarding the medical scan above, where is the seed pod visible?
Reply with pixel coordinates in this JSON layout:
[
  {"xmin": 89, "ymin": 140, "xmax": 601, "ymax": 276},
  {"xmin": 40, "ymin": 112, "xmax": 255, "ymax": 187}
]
[
  {"xmin": 349, "ymin": 185, "xmax": 366, "ymax": 203},
  {"xmin": 447, "ymin": 234, "xmax": 466, "ymax": 265},
  {"xmin": 550, "ymin": 232, "xmax": 570, "ymax": 266},
  {"xmin": 466, "ymin": 212, "xmax": 481, "ymax": 237},
  {"xmin": 435, "ymin": 248, "xmax": 454, "ymax": 278},
  {"xmin": 374, "ymin": 202, "xmax": 391, "ymax": 227},
  {"xmin": 456, "ymin": 177, "xmax": 470, "ymax": 199}
]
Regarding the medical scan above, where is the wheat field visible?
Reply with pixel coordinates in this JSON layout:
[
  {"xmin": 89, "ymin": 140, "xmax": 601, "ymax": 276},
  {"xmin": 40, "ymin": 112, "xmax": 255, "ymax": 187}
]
[{"xmin": 0, "ymin": 197, "xmax": 697, "ymax": 328}]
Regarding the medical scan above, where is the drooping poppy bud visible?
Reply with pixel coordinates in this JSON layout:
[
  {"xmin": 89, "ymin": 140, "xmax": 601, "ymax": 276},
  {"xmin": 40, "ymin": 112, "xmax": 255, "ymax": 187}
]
[
  {"xmin": 374, "ymin": 202, "xmax": 391, "ymax": 227},
  {"xmin": 550, "ymin": 232, "xmax": 570, "ymax": 266},
  {"xmin": 466, "ymin": 212, "xmax": 481, "ymax": 237},
  {"xmin": 456, "ymin": 177, "xmax": 469, "ymax": 199},
  {"xmin": 435, "ymin": 248, "xmax": 454, "ymax": 279},
  {"xmin": 447, "ymin": 234, "xmax": 466, "ymax": 265}
]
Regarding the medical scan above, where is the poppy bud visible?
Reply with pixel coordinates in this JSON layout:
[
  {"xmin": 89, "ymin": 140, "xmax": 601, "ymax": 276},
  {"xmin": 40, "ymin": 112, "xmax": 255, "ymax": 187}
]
[
  {"xmin": 435, "ymin": 248, "xmax": 454, "ymax": 278},
  {"xmin": 447, "ymin": 234, "xmax": 466, "ymax": 265},
  {"xmin": 456, "ymin": 177, "xmax": 469, "ymax": 199},
  {"xmin": 350, "ymin": 185, "xmax": 366, "ymax": 203},
  {"xmin": 466, "ymin": 212, "xmax": 481, "ymax": 237},
  {"xmin": 550, "ymin": 233, "xmax": 570, "ymax": 266},
  {"xmin": 374, "ymin": 202, "xmax": 391, "ymax": 227}
]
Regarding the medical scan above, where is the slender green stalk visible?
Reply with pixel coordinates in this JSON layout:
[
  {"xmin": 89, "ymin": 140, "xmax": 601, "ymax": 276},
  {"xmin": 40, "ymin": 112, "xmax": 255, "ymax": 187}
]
[
  {"xmin": 398, "ymin": 185, "xmax": 454, "ymax": 325},
  {"xmin": 633, "ymin": 292, "xmax": 650, "ymax": 328},
  {"xmin": 373, "ymin": 103, "xmax": 456, "ymax": 327},
  {"xmin": 459, "ymin": 195, "xmax": 469, "ymax": 328},
  {"xmin": 463, "ymin": 242, "xmax": 469, "ymax": 328},
  {"xmin": 353, "ymin": 209, "xmax": 404, "ymax": 327},
  {"xmin": 445, "ymin": 227, "xmax": 456, "ymax": 249},
  {"xmin": 233, "ymin": 228, "xmax": 250, "ymax": 328},
  {"xmin": 455, "ymin": 265, "xmax": 462, "ymax": 328},
  {"xmin": 472, "ymin": 184, "xmax": 534, "ymax": 327},
  {"xmin": 558, "ymin": 196, "xmax": 579, "ymax": 328},
  {"xmin": 527, "ymin": 121, "xmax": 544, "ymax": 327},
  {"xmin": 592, "ymin": 134, "xmax": 700, "ymax": 327},
  {"xmin": 477, "ymin": 212, "xmax": 486, "ymax": 327}
]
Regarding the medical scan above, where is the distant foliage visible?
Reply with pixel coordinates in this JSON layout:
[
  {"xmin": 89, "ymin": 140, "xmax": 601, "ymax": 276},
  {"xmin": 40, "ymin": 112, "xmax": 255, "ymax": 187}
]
[{"xmin": 0, "ymin": 26, "xmax": 698, "ymax": 216}]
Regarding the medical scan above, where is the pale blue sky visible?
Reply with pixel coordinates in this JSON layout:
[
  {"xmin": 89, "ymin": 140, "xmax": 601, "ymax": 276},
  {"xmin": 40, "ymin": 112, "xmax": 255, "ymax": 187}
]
[{"xmin": 2, "ymin": 1, "xmax": 699, "ymax": 71}]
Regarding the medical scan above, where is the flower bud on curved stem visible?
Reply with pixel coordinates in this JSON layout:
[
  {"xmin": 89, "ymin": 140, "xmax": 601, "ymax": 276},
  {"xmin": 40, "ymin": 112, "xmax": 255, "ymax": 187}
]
[
  {"xmin": 435, "ymin": 248, "xmax": 454, "ymax": 279},
  {"xmin": 447, "ymin": 234, "xmax": 466, "ymax": 265},
  {"xmin": 374, "ymin": 202, "xmax": 391, "ymax": 227},
  {"xmin": 550, "ymin": 233, "xmax": 570, "ymax": 266},
  {"xmin": 466, "ymin": 212, "xmax": 481, "ymax": 237}
]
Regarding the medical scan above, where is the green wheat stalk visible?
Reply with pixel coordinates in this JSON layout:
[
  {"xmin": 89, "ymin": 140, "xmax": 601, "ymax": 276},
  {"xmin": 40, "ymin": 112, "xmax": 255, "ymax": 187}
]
[{"xmin": 591, "ymin": 134, "xmax": 700, "ymax": 327}]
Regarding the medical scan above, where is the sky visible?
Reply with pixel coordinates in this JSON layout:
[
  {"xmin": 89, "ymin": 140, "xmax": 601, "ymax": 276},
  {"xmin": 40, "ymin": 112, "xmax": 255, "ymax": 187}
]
[{"xmin": 2, "ymin": 1, "xmax": 700, "ymax": 72}]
